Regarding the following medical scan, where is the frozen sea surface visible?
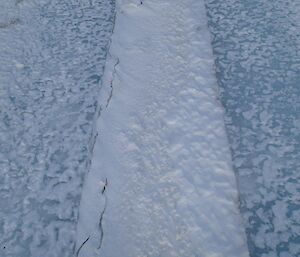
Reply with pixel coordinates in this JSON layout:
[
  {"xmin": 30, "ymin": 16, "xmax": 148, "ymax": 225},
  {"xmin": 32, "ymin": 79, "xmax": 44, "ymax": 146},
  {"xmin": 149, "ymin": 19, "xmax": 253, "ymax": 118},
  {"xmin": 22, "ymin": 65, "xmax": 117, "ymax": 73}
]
[
  {"xmin": 0, "ymin": 0, "xmax": 115, "ymax": 256},
  {"xmin": 205, "ymin": 0, "xmax": 300, "ymax": 256}
]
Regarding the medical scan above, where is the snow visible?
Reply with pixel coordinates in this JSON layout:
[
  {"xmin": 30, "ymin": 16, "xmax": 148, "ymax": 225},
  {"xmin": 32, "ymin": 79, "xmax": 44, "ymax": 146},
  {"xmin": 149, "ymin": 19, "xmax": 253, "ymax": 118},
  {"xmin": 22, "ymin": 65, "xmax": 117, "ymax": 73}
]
[{"xmin": 76, "ymin": 0, "xmax": 249, "ymax": 256}]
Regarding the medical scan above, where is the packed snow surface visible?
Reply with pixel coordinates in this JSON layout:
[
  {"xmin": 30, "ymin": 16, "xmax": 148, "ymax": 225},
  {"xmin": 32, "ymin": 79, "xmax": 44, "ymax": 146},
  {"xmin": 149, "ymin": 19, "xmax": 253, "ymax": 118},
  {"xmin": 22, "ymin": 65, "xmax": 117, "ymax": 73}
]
[
  {"xmin": 205, "ymin": 0, "xmax": 300, "ymax": 256},
  {"xmin": 76, "ymin": 0, "xmax": 249, "ymax": 256},
  {"xmin": 0, "ymin": 1, "xmax": 115, "ymax": 256}
]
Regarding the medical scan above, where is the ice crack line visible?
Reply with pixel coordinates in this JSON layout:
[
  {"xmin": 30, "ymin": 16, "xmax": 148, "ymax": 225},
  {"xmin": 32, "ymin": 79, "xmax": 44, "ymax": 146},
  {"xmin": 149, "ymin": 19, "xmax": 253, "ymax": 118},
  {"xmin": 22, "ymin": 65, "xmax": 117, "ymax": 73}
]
[
  {"xmin": 75, "ymin": 236, "xmax": 90, "ymax": 257},
  {"xmin": 106, "ymin": 56, "xmax": 120, "ymax": 108},
  {"xmin": 75, "ymin": 178, "xmax": 108, "ymax": 257},
  {"xmin": 98, "ymin": 178, "xmax": 108, "ymax": 251},
  {"xmin": 105, "ymin": 7, "xmax": 118, "ymax": 108}
]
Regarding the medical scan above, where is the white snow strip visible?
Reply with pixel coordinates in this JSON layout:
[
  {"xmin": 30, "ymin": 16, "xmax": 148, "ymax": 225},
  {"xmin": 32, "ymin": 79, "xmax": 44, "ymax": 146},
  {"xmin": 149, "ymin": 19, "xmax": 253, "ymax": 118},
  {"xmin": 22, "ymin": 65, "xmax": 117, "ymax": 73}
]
[{"xmin": 76, "ymin": 0, "xmax": 249, "ymax": 256}]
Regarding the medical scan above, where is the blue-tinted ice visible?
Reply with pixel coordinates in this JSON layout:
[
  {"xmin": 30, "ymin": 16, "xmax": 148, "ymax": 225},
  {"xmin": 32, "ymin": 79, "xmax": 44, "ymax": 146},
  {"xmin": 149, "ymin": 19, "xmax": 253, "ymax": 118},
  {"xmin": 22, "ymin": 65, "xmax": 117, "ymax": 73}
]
[
  {"xmin": 205, "ymin": 0, "xmax": 300, "ymax": 256},
  {"xmin": 0, "ymin": 1, "xmax": 115, "ymax": 256}
]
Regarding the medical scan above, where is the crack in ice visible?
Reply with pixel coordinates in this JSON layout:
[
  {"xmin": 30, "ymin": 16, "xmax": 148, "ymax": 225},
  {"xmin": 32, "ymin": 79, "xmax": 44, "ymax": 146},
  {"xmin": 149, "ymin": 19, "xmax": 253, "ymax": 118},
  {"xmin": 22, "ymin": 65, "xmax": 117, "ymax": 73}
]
[{"xmin": 98, "ymin": 179, "xmax": 108, "ymax": 251}]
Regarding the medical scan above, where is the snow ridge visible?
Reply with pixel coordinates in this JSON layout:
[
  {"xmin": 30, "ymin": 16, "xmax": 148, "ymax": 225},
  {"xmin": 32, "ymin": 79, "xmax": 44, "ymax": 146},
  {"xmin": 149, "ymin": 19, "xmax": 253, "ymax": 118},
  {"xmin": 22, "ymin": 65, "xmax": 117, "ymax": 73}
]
[{"xmin": 76, "ymin": 0, "xmax": 249, "ymax": 256}]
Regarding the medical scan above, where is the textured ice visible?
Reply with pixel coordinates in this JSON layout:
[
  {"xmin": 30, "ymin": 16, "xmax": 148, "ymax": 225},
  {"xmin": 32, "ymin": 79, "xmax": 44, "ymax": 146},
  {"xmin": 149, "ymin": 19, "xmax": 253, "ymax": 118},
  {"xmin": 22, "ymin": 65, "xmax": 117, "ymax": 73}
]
[
  {"xmin": 0, "ymin": 0, "xmax": 115, "ymax": 256},
  {"xmin": 204, "ymin": 0, "xmax": 300, "ymax": 256}
]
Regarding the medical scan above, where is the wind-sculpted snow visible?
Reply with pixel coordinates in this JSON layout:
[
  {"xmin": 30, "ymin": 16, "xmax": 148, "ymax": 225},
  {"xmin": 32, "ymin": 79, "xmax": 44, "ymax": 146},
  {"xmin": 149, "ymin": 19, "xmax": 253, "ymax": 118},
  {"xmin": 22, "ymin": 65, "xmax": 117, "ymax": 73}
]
[
  {"xmin": 205, "ymin": 0, "xmax": 300, "ymax": 256},
  {"xmin": 76, "ymin": 1, "xmax": 249, "ymax": 257},
  {"xmin": 0, "ymin": 1, "xmax": 115, "ymax": 256}
]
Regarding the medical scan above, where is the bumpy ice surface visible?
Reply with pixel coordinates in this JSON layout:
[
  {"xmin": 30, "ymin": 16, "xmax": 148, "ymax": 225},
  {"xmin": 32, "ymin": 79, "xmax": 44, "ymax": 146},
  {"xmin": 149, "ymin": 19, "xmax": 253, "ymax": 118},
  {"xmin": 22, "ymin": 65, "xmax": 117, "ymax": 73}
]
[
  {"xmin": 0, "ymin": 1, "xmax": 115, "ymax": 256},
  {"xmin": 205, "ymin": 0, "xmax": 300, "ymax": 256}
]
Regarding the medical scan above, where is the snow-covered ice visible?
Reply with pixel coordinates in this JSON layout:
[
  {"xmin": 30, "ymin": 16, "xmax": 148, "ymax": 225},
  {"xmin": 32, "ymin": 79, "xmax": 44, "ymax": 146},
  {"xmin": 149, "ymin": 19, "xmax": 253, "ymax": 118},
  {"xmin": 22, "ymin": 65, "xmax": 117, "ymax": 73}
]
[
  {"xmin": 205, "ymin": 0, "xmax": 300, "ymax": 256},
  {"xmin": 0, "ymin": 1, "xmax": 115, "ymax": 256},
  {"xmin": 76, "ymin": 0, "xmax": 249, "ymax": 256}
]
